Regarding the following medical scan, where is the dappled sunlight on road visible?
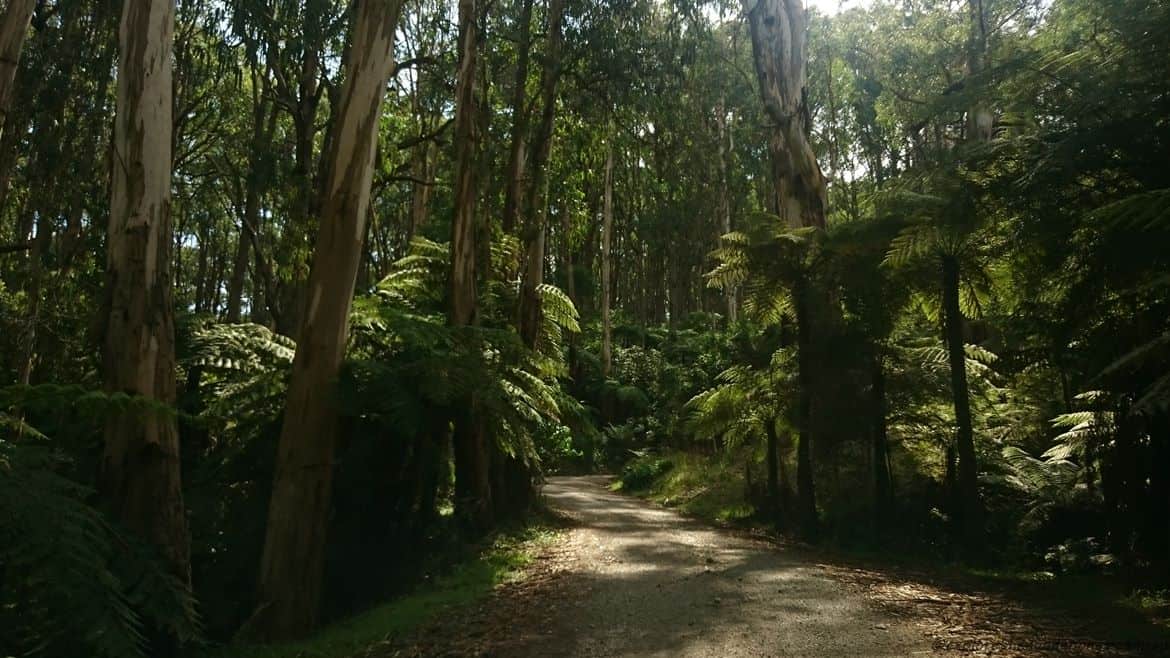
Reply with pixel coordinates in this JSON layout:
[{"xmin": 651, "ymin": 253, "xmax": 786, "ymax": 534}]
[{"xmin": 484, "ymin": 476, "xmax": 933, "ymax": 657}]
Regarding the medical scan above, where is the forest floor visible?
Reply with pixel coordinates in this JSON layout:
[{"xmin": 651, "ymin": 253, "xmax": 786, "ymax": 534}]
[{"xmin": 379, "ymin": 475, "xmax": 1170, "ymax": 657}]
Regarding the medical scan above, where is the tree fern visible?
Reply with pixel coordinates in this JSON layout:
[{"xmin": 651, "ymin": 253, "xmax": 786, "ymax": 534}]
[{"xmin": 0, "ymin": 436, "xmax": 200, "ymax": 658}]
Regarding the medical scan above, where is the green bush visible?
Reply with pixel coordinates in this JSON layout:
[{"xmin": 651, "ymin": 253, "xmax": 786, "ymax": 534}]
[{"xmin": 618, "ymin": 456, "xmax": 674, "ymax": 491}]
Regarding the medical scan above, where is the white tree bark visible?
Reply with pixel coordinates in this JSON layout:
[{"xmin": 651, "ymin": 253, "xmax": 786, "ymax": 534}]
[
  {"xmin": 254, "ymin": 0, "xmax": 406, "ymax": 639},
  {"xmin": 102, "ymin": 0, "xmax": 189, "ymax": 581},
  {"xmin": 745, "ymin": 0, "xmax": 827, "ymax": 229}
]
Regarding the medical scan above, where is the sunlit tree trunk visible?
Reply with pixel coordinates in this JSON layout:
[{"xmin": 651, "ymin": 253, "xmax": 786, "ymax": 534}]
[
  {"xmin": 101, "ymin": 0, "xmax": 189, "ymax": 582},
  {"xmin": 448, "ymin": 0, "xmax": 493, "ymax": 531},
  {"xmin": 747, "ymin": 0, "xmax": 826, "ymax": 231},
  {"xmin": 600, "ymin": 137, "xmax": 614, "ymax": 377},
  {"xmin": 253, "ymin": 0, "xmax": 405, "ymax": 639},
  {"xmin": 746, "ymin": 0, "xmax": 827, "ymax": 539}
]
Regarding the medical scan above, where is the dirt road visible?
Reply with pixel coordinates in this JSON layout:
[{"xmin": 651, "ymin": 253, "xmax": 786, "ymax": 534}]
[
  {"xmin": 391, "ymin": 476, "xmax": 1160, "ymax": 657},
  {"xmin": 504, "ymin": 475, "xmax": 933, "ymax": 656}
]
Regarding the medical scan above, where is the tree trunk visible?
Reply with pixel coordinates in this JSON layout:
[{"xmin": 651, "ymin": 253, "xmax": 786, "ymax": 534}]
[
  {"xmin": 746, "ymin": 0, "xmax": 827, "ymax": 230},
  {"xmin": 964, "ymin": 0, "xmax": 993, "ymax": 143},
  {"xmin": 101, "ymin": 0, "xmax": 189, "ymax": 584},
  {"xmin": 501, "ymin": 0, "xmax": 533, "ymax": 236},
  {"xmin": 716, "ymin": 95, "xmax": 736, "ymax": 323},
  {"xmin": 273, "ymin": 57, "xmax": 321, "ymax": 338},
  {"xmin": 227, "ymin": 93, "xmax": 276, "ymax": 323},
  {"xmin": 871, "ymin": 346, "xmax": 893, "ymax": 524},
  {"xmin": 413, "ymin": 411, "xmax": 449, "ymax": 535},
  {"xmin": 448, "ymin": 0, "xmax": 493, "ymax": 531},
  {"xmin": 0, "ymin": 0, "xmax": 34, "ymax": 139},
  {"xmin": 517, "ymin": 0, "xmax": 566, "ymax": 348},
  {"xmin": 794, "ymin": 282, "xmax": 818, "ymax": 539},
  {"xmin": 600, "ymin": 137, "xmax": 614, "ymax": 377},
  {"xmin": 942, "ymin": 253, "xmax": 982, "ymax": 548},
  {"xmin": 407, "ymin": 140, "xmax": 435, "ymax": 243},
  {"xmin": 449, "ymin": 0, "xmax": 480, "ymax": 329},
  {"xmin": 225, "ymin": 222, "xmax": 251, "ymax": 322},
  {"xmin": 253, "ymin": 0, "xmax": 404, "ymax": 639},
  {"xmin": 765, "ymin": 416, "xmax": 782, "ymax": 526},
  {"xmin": 746, "ymin": 0, "xmax": 826, "ymax": 540}
]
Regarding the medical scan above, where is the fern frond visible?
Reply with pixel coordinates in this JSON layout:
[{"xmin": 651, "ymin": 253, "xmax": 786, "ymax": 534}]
[
  {"xmin": 537, "ymin": 284, "xmax": 580, "ymax": 333},
  {"xmin": 1090, "ymin": 188, "xmax": 1170, "ymax": 233}
]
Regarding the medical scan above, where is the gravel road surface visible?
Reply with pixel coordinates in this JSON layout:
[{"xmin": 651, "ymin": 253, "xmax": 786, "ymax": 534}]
[{"xmin": 500, "ymin": 475, "xmax": 934, "ymax": 657}]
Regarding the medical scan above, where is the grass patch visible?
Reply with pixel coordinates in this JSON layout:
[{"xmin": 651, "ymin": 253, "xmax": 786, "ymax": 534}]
[
  {"xmin": 1122, "ymin": 589, "xmax": 1170, "ymax": 627},
  {"xmin": 206, "ymin": 523, "xmax": 560, "ymax": 658},
  {"xmin": 617, "ymin": 450, "xmax": 754, "ymax": 524}
]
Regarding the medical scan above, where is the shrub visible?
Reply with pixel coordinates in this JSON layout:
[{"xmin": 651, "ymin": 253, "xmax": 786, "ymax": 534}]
[{"xmin": 618, "ymin": 456, "xmax": 674, "ymax": 491}]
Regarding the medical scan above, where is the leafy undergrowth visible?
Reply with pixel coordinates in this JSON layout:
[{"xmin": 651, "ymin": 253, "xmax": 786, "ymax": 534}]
[
  {"xmin": 613, "ymin": 450, "xmax": 754, "ymax": 523},
  {"xmin": 207, "ymin": 521, "xmax": 562, "ymax": 658}
]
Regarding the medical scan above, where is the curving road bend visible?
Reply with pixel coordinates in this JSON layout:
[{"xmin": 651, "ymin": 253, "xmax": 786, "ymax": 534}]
[{"xmin": 497, "ymin": 475, "xmax": 935, "ymax": 657}]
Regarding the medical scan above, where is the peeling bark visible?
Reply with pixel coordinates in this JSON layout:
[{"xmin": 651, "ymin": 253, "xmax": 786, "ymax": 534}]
[
  {"xmin": 745, "ymin": 0, "xmax": 827, "ymax": 539},
  {"xmin": 102, "ymin": 0, "xmax": 190, "ymax": 582},
  {"xmin": 746, "ymin": 0, "xmax": 826, "ymax": 230}
]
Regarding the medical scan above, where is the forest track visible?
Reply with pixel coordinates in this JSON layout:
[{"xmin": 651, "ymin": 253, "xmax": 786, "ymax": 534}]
[
  {"xmin": 391, "ymin": 475, "xmax": 930, "ymax": 656},
  {"xmin": 385, "ymin": 476, "xmax": 1161, "ymax": 657}
]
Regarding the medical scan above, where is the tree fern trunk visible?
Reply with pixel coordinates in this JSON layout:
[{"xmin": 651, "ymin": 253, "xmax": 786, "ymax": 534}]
[
  {"xmin": 941, "ymin": 253, "xmax": 982, "ymax": 550},
  {"xmin": 765, "ymin": 416, "xmax": 782, "ymax": 527},
  {"xmin": 794, "ymin": 281, "xmax": 818, "ymax": 539},
  {"xmin": 871, "ymin": 346, "xmax": 893, "ymax": 524}
]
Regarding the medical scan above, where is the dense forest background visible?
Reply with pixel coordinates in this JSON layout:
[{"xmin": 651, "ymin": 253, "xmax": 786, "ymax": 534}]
[{"xmin": 0, "ymin": 0, "xmax": 1167, "ymax": 654}]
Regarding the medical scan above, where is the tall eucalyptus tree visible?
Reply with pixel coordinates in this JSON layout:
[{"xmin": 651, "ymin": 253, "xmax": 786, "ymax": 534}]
[
  {"xmin": 254, "ymin": 0, "xmax": 406, "ymax": 638},
  {"xmin": 745, "ymin": 0, "xmax": 826, "ymax": 538},
  {"xmin": 101, "ymin": 0, "xmax": 189, "ymax": 580}
]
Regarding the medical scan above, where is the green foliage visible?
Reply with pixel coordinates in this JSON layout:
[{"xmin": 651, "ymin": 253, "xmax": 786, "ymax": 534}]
[
  {"xmin": 708, "ymin": 214, "xmax": 820, "ymax": 327},
  {"xmin": 617, "ymin": 450, "xmax": 755, "ymax": 524},
  {"xmin": 351, "ymin": 240, "xmax": 581, "ymax": 463},
  {"xmin": 4, "ymin": 0, "xmax": 1170, "ymax": 648},
  {"xmin": 617, "ymin": 455, "xmax": 674, "ymax": 491},
  {"xmin": 209, "ymin": 522, "xmax": 560, "ymax": 658},
  {"xmin": 187, "ymin": 321, "xmax": 295, "ymax": 422},
  {"xmin": 0, "ymin": 434, "xmax": 199, "ymax": 658}
]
